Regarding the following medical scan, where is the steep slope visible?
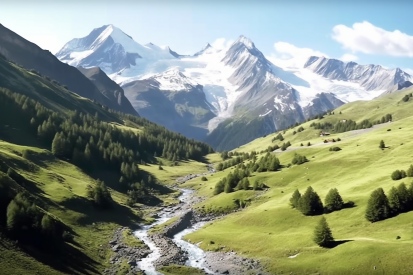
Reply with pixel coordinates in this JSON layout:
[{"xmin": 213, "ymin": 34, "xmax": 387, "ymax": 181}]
[
  {"xmin": 379, "ymin": 80, "xmax": 413, "ymax": 96},
  {"xmin": 123, "ymin": 68, "xmax": 215, "ymax": 140},
  {"xmin": 77, "ymin": 66, "xmax": 138, "ymax": 115},
  {"xmin": 0, "ymin": 23, "xmax": 136, "ymax": 115},
  {"xmin": 304, "ymin": 56, "xmax": 412, "ymax": 91},
  {"xmin": 182, "ymin": 86, "xmax": 413, "ymax": 275},
  {"xmin": 205, "ymin": 37, "xmax": 344, "ymax": 150},
  {"xmin": 56, "ymin": 24, "xmax": 176, "ymax": 75}
]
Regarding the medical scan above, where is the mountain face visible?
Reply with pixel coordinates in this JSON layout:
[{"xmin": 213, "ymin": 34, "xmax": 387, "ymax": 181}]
[
  {"xmin": 56, "ymin": 25, "xmax": 177, "ymax": 75},
  {"xmin": 304, "ymin": 56, "xmax": 412, "ymax": 91},
  {"xmin": 77, "ymin": 66, "xmax": 138, "ymax": 115},
  {"xmin": 379, "ymin": 80, "xmax": 413, "ymax": 96},
  {"xmin": 122, "ymin": 68, "xmax": 215, "ymax": 140},
  {"xmin": 56, "ymin": 25, "xmax": 411, "ymax": 150},
  {"xmin": 0, "ymin": 23, "xmax": 138, "ymax": 115}
]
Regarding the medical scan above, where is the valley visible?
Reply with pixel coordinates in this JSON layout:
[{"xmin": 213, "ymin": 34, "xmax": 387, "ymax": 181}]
[{"xmin": 1, "ymin": 6, "xmax": 413, "ymax": 275}]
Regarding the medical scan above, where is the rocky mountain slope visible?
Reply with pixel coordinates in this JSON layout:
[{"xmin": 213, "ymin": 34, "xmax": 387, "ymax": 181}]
[
  {"xmin": 0, "ymin": 23, "xmax": 138, "ymax": 115},
  {"xmin": 56, "ymin": 24, "xmax": 412, "ymax": 150}
]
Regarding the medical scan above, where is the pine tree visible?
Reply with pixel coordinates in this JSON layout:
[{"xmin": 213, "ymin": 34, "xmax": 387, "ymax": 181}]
[
  {"xmin": 365, "ymin": 188, "xmax": 391, "ymax": 222},
  {"xmin": 253, "ymin": 180, "xmax": 259, "ymax": 191},
  {"xmin": 224, "ymin": 181, "xmax": 232, "ymax": 193},
  {"xmin": 379, "ymin": 140, "xmax": 385, "ymax": 149},
  {"xmin": 289, "ymin": 189, "xmax": 301, "ymax": 208},
  {"xmin": 397, "ymin": 182, "xmax": 411, "ymax": 211},
  {"xmin": 41, "ymin": 214, "xmax": 56, "ymax": 238},
  {"xmin": 407, "ymin": 165, "xmax": 413, "ymax": 177},
  {"xmin": 313, "ymin": 216, "xmax": 334, "ymax": 247},
  {"xmin": 388, "ymin": 186, "xmax": 402, "ymax": 214},
  {"xmin": 298, "ymin": 186, "xmax": 323, "ymax": 215},
  {"xmin": 51, "ymin": 132, "xmax": 66, "ymax": 157},
  {"xmin": 324, "ymin": 188, "xmax": 344, "ymax": 212}
]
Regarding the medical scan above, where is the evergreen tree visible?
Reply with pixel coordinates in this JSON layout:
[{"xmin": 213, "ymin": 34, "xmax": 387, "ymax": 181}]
[
  {"xmin": 365, "ymin": 188, "xmax": 391, "ymax": 222},
  {"xmin": 289, "ymin": 189, "xmax": 301, "ymax": 208},
  {"xmin": 41, "ymin": 214, "xmax": 56, "ymax": 238},
  {"xmin": 213, "ymin": 179, "xmax": 225, "ymax": 195},
  {"xmin": 379, "ymin": 140, "xmax": 385, "ymax": 149},
  {"xmin": 313, "ymin": 216, "xmax": 334, "ymax": 247},
  {"xmin": 51, "ymin": 132, "xmax": 66, "ymax": 157},
  {"xmin": 224, "ymin": 181, "xmax": 232, "ymax": 193},
  {"xmin": 388, "ymin": 186, "xmax": 402, "ymax": 214},
  {"xmin": 397, "ymin": 182, "xmax": 411, "ymax": 211},
  {"xmin": 324, "ymin": 188, "xmax": 344, "ymax": 212},
  {"xmin": 298, "ymin": 186, "xmax": 323, "ymax": 215},
  {"xmin": 253, "ymin": 180, "xmax": 259, "ymax": 191},
  {"xmin": 407, "ymin": 165, "xmax": 413, "ymax": 177}
]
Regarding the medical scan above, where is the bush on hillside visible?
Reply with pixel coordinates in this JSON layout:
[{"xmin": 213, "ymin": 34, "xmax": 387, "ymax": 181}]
[
  {"xmin": 291, "ymin": 153, "xmax": 308, "ymax": 165},
  {"xmin": 379, "ymin": 140, "xmax": 385, "ymax": 149},
  {"xmin": 289, "ymin": 189, "xmax": 301, "ymax": 208},
  {"xmin": 324, "ymin": 188, "xmax": 344, "ymax": 213},
  {"xmin": 391, "ymin": 170, "xmax": 406, "ymax": 180},
  {"xmin": 201, "ymin": 176, "xmax": 208, "ymax": 181},
  {"xmin": 87, "ymin": 180, "xmax": 113, "ymax": 209},
  {"xmin": 329, "ymin": 147, "xmax": 341, "ymax": 151}
]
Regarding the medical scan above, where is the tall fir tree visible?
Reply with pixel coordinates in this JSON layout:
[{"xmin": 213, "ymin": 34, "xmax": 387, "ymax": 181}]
[
  {"xmin": 313, "ymin": 216, "xmax": 334, "ymax": 247},
  {"xmin": 324, "ymin": 188, "xmax": 344, "ymax": 212}
]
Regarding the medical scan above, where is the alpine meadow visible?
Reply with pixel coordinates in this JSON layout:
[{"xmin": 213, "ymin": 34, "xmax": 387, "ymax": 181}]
[{"xmin": 1, "ymin": 1, "xmax": 413, "ymax": 275}]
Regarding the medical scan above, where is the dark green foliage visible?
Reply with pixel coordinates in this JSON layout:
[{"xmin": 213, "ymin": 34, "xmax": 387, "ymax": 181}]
[
  {"xmin": 253, "ymin": 180, "xmax": 259, "ymax": 191},
  {"xmin": 324, "ymin": 188, "xmax": 344, "ymax": 213},
  {"xmin": 298, "ymin": 186, "xmax": 324, "ymax": 216},
  {"xmin": 256, "ymin": 153, "xmax": 280, "ymax": 172},
  {"xmin": 401, "ymin": 94, "xmax": 409, "ymax": 102},
  {"xmin": 213, "ymin": 179, "xmax": 225, "ymax": 195},
  {"xmin": 291, "ymin": 153, "xmax": 308, "ymax": 165},
  {"xmin": 86, "ymin": 180, "xmax": 113, "ymax": 208},
  {"xmin": 297, "ymin": 126, "xmax": 304, "ymax": 132},
  {"xmin": 406, "ymin": 165, "xmax": 413, "ymax": 177},
  {"xmin": 220, "ymin": 151, "xmax": 229, "ymax": 160},
  {"xmin": 272, "ymin": 133, "xmax": 284, "ymax": 142},
  {"xmin": 217, "ymin": 151, "xmax": 257, "ymax": 171},
  {"xmin": 201, "ymin": 176, "xmax": 208, "ymax": 181},
  {"xmin": 388, "ymin": 187, "xmax": 402, "ymax": 214},
  {"xmin": 391, "ymin": 170, "xmax": 406, "ymax": 180},
  {"xmin": 289, "ymin": 189, "xmax": 301, "ymax": 208},
  {"xmin": 307, "ymin": 142, "xmax": 311, "ymax": 147},
  {"xmin": 158, "ymin": 165, "xmax": 163, "ymax": 170},
  {"xmin": 379, "ymin": 140, "xmax": 385, "ymax": 149},
  {"xmin": 313, "ymin": 216, "xmax": 334, "ymax": 247},
  {"xmin": 365, "ymin": 188, "xmax": 391, "ymax": 222},
  {"xmin": 329, "ymin": 147, "xmax": 341, "ymax": 151}
]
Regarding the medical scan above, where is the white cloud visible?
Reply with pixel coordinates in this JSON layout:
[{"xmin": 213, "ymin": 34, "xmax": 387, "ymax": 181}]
[
  {"xmin": 332, "ymin": 21, "xmax": 413, "ymax": 57},
  {"xmin": 267, "ymin": 42, "xmax": 327, "ymax": 69},
  {"xmin": 211, "ymin": 38, "xmax": 234, "ymax": 50},
  {"xmin": 340, "ymin": 53, "xmax": 358, "ymax": 62}
]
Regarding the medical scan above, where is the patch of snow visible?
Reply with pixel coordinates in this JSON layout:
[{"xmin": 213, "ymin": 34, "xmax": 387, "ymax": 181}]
[
  {"xmin": 288, "ymin": 253, "xmax": 300, "ymax": 259},
  {"xmin": 259, "ymin": 109, "xmax": 273, "ymax": 117}
]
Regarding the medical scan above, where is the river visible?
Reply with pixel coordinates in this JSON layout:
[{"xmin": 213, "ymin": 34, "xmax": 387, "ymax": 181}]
[{"xmin": 134, "ymin": 189, "xmax": 213, "ymax": 275}]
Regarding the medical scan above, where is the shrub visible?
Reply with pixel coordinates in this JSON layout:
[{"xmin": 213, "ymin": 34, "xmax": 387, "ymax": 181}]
[
  {"xmin": 201, "ymin": 176, "xmax": 208, "ymax": 181},
  {"xmin": 324, "ymin": 188, "xmax": 344, "ymax": 212},
  {"xmin": 379, "ymin": 140, "xmax": 385, "ymax": 149},
  {"xmin": 391, "ymin": 170, "xmax": 406, "ymax": 180},
  {"xmin": 329, "ymin": 147, "xmax": 341, "ymax": 151},
  {"xmin": 291, "ymin": 153, "xmax": 308, "ymax": 165}
]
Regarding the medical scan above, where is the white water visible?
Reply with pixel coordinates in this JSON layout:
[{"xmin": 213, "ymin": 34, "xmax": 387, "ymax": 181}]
[{"xmin": 134, "ymin": 189, "xmax": 213, "ymax": 274}]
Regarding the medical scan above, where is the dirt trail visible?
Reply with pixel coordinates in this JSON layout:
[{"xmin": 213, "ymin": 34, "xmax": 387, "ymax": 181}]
[{"xmin": 274, "ymin": 123, "xmax": 389, "ymax": 153}]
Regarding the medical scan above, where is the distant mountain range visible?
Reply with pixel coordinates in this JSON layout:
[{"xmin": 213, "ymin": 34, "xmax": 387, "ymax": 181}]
[{"xmin": 6, "ymin": 23, "xmax": 411, "ymax": 150}]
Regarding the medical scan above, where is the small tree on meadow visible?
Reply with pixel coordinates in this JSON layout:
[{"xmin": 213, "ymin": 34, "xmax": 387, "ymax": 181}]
[
  {"xmin": 388, "ymin": 186, "xmax": 402, "ymax": 214},
  {"xmin": 324, "ymin": 188, "xmax": 344, "ymax": 213},
  {"xmin": 365, "ymin": 188, "xmax": 391, "ymax": 222},
  {"xmin": 407, "ymin": 165, "xmax": 413, "ymax": 177},
  {"xmin": 379, "ymin": 140, "xmax": 385, "ymax": 149},
  {"xmin": 298, "ymin": 186, "xmax": 323, "ymax": 215},
  {"xmin": 289, "ymin": 189, "xmax": 301, "ymax": 208},
  {"xmin": 253, "ymin": 180, "xmax": 259, "ymax": 191},
  {"xmin": 397, "ymin": 182, "xmax": 411, "ymax": 211},
  {"xmin": 313, "ymin": 216, "xmax": 334, "ymax": 247}
]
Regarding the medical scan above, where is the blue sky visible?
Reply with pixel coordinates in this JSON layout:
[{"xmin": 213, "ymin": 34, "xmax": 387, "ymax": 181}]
[{"xmin": 1, "ymin": 0, "xmax": 412, "ymax": 72}]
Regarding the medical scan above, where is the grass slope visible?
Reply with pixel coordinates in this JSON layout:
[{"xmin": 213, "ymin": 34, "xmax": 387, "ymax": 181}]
[{"xmin": 182, "ymin": 91, "xmax": 413, "ymax": 274}]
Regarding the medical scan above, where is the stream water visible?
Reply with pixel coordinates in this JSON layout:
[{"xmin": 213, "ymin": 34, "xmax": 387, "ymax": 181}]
[{"xmin": 134, "ymin": 189, "xmax": 212, "ymax": 275}]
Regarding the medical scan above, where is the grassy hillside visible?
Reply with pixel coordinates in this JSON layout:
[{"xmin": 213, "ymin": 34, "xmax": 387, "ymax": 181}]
[
  {"xmin": 182, "ymin": 88, "xmax": 413, "ymax": 274},
  {"xmin": 0, "ymin": 55, "xmax": 213, "ymax": 274}
]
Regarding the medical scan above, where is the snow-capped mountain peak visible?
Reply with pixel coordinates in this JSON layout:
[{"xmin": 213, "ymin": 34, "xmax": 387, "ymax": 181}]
[
  {"xmin": 150, "ymin": 67, "xmax": 199, "ymax": 91},
  {"xmin": 193, "ymin": 43, "xmax": 217, "ymax": 56},
  {"xmin": 56, "ymin": 24, "xmax": 176, "ymax": 74},
  {"xmin": 304, "ymin": 56, "xmax": 412, "ymax": 91},
  {"xmin": 235, "ymin": 35, "xmax": 255, "ymax": 49}
]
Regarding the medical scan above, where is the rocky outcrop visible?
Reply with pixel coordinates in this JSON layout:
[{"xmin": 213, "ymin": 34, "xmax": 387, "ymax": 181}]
[{"xmin": 103, "ymin": 227, "xmax": 151, "ymax": 275}]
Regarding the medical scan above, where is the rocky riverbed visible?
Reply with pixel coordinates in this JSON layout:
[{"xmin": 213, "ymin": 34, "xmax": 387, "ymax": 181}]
[{"xmin": 106, "ymin": 163, "xmax": 270, "ymax": 275}]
